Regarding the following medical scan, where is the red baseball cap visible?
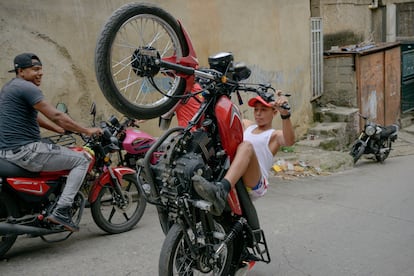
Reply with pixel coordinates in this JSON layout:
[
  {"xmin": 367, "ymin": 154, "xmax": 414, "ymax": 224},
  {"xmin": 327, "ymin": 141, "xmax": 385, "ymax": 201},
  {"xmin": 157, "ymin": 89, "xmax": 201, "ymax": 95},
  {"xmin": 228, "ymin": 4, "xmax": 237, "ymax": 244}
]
[{"xmin": 248, "ymin": 96, "xmax": 272, "ymax": 108}]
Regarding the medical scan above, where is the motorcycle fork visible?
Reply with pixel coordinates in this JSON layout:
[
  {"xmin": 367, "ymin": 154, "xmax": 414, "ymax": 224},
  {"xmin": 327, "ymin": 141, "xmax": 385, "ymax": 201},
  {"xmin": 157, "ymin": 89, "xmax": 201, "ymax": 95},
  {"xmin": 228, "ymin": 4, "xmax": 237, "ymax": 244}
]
[
  {"xmin": 107, "ymin": 166, "xmax": 127, "ymax": 204},
  {"xmin": 177, "ymin": 198, "xmax": 220, "ymax": 259}
]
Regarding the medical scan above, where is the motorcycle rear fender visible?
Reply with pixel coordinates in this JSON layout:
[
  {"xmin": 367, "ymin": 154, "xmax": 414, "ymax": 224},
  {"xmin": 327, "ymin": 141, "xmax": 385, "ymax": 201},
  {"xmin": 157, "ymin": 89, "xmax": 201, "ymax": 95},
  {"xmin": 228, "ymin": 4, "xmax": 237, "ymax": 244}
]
[
  {"xmin": 162, "ymin": 19, "xmax": 198, "ymax": 93},
  {"xmin": 88, "ymin": 167, "xmax": 136, "ymax": 203}
]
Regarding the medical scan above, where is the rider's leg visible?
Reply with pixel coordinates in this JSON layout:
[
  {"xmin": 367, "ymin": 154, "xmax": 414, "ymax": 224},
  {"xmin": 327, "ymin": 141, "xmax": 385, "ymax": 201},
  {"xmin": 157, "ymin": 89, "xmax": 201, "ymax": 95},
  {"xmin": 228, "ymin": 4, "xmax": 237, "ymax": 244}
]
[
  {"xmin": 5, "ymin": 142, "xmax": 90, "ymax": 231},
  {"xmin": 221, "ymin": 141, "xmax": 261, "ymax": 189},
  {"xmin": 192, "ymin": 141, "xmax": 261, "ymax": 215}
]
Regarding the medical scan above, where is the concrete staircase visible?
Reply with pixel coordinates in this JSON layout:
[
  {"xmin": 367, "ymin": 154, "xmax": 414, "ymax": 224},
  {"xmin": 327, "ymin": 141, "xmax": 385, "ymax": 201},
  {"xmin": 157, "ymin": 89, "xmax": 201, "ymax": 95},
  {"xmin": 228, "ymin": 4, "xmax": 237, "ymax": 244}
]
[
  {"xmin": 400, "ymin": 112, "xmax": 414, "ymax": 129},
  {"xmin": 297, "ymin": 105, "xmax": 359, "ymax": 151}
]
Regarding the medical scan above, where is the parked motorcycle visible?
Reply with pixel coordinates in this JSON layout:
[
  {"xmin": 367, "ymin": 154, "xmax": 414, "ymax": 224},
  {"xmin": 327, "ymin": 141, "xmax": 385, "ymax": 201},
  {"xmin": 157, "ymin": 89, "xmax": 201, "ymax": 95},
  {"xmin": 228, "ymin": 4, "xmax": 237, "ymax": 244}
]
[
  {"xmin": 0, "ymin": 103, "xmax": 146, "ymax": 258},
  {"xmin": 95, "ymin": 3, "xmax": 274, "ymax": 274},
  {"xmin": 101, "ymin": 115, "xmax": 160, "ymax": 168},
  {"xmin": 350, "ymin": 113, "xmax": 398, "ymax": 164}
]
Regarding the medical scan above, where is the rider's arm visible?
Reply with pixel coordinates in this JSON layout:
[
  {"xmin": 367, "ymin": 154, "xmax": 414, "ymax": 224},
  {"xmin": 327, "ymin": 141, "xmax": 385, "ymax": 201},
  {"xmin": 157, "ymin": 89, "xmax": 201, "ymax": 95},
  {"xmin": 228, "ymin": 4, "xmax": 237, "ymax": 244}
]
[
  {"xmin": 37, "ymin": 114, "xmax": 65, "ymax": 134},
  {"xmin": 271, "ymin": 93, "xmax": 295, "ymax": 147},
  {"xmin": 34, "ymin": 100, "xmax": 102, "ymax": 137},
  {"xmin": 280, "ymin": 118, "xmax": 295, "ymax": 146},
  {"xmin": 268, "ymin": 123, "xmax": 295, "ymax": 156}
]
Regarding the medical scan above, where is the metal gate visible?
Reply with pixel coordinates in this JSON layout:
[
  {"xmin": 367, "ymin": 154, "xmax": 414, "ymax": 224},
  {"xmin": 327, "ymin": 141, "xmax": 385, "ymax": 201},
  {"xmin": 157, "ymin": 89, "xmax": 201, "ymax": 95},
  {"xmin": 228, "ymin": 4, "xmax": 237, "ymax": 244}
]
[
  {"xmin": 311, "ymin": 17, "xmax": 323, "ymax": 100},
  {"xmin": 401, "ymin": 42, "xmax": 414, "ymax": 113}
]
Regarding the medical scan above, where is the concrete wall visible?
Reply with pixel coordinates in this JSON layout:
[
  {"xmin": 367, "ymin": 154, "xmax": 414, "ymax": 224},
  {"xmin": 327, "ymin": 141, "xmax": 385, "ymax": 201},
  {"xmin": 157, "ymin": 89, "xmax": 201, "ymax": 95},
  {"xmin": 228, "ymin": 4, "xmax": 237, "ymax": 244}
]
[
  {"xmin": 320, "ymin": 0, "xmax": 414, "ymax": 49},
  {"xmin": 323, "ymin": 55, "xmax": 358, "ymax": 107},
  {"xmin": 0, "ymin": 0, "xmax": 312, "ymax": 138}
]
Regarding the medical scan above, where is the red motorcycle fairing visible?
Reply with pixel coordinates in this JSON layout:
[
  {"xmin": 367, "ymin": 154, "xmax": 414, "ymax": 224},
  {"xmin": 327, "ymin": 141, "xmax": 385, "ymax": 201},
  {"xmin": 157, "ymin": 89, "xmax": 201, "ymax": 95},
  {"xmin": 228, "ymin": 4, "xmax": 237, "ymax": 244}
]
[
  {"xmin": 215, "ymin": 96, "xmax": 244, "ymax": 160},
  {"xmin": 3, "ymin": 146, "xmax": 93, "ymax": 198},
  {"xmin": 88, "ymin": 167, "xmax": 136, "ymax": 203},
  {"xmin": 215, "ymin": 95, "xmax": 244, "ymax": 215},
  {"xmin": 6, "ymin": 173, "xmax": 65, "ymax": 196}
]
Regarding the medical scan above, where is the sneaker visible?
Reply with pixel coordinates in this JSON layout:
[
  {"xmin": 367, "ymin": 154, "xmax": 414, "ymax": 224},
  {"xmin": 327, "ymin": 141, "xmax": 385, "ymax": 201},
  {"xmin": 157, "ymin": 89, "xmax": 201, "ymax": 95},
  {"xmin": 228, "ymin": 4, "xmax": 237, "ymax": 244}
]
[
  {"xmin": 47, "ymin": 205, "xmax": 79, "ymax": 232},
  {"xmin": 192, "ymin": 175, "xmax": 229, "ymax": 216}
]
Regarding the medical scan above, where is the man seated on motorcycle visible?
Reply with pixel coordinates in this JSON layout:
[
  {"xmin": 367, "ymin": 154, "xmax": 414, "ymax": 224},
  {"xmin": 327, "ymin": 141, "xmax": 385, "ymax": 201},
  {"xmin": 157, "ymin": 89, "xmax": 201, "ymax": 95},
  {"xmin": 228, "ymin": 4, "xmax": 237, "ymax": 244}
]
[
  {"xmin": 192, "ymin": 92, "xmax": 295, "ymax": 215},
  {"xmin": 0, "ymin": 53, "xmax": 103, "ymax": 232}
]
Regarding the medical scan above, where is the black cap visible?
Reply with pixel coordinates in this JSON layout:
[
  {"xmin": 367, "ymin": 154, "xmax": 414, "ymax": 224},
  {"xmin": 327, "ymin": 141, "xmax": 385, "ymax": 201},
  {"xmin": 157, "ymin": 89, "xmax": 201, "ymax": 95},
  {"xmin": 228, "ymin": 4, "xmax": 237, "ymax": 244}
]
[{"xmin": 8, "ymin": 53, "xmax": 42, "ymax": 73}]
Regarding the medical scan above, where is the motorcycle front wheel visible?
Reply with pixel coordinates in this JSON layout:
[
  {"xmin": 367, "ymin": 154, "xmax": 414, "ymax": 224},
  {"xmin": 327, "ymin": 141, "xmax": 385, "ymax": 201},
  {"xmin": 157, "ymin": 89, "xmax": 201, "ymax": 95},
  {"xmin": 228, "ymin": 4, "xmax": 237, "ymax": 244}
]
[
  {"xmin": 159, "ymin": 222, "xmax": 233, "ymax": 275},
  {"xmin": 95, "ymin": 2, "xmax": 188, "ymax": 119},
  {"xmin": 90, "ymin": 174, "xmax": 146, "ymax": 234},
  {"xmin": 0, "ymin": 194, "xmax": 19, "ymax": 258},
  {"xmin": 350, "ymin": 141, "xmax": 365, "ymax": 164}
]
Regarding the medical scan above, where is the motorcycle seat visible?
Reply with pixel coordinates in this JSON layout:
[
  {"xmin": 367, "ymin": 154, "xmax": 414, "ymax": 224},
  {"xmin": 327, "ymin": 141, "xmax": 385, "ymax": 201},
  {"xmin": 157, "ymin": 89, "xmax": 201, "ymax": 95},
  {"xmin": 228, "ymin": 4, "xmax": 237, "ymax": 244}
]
[
  {"xmin": 381, "ymin": 125, "xmax": 398, "ymax": 138},
  {"xmin": 0, "ymin": 158, "xmax": 40, "ymax": 177}
]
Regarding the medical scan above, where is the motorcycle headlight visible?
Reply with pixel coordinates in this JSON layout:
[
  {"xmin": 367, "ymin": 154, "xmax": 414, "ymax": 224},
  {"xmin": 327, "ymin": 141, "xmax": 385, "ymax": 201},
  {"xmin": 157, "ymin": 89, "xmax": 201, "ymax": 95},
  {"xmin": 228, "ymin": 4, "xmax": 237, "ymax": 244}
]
[{"xmin": 365, "ymin": 125, "xmax": 376, "ymax": 136}]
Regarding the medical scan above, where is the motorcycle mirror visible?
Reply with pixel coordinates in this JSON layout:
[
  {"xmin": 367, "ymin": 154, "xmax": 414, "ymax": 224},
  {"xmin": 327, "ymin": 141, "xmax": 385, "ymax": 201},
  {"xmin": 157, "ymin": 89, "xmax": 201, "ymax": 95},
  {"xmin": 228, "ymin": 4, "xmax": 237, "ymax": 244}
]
[
  {"xmin": 90, "ymin": 102, "xmax": 97, "ymax": 116},
  {"xmin": 90, "ymin": 102, "xmax": 97, "ymax": 127},
  {"xmin": 233, "ymin": 62, "xmax": 251, "ymax": 81},
  {"xmin": 56, "ymin": 103, "xmax": 68, "ymax": 113}
]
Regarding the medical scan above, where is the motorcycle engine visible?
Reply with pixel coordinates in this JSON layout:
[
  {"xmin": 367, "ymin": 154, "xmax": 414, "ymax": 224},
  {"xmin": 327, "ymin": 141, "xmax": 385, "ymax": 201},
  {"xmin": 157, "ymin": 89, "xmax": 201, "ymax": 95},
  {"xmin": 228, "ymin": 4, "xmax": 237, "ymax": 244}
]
[{"xmin": 152, "ymin": 129, "xmax": 217, "ymax": 197}]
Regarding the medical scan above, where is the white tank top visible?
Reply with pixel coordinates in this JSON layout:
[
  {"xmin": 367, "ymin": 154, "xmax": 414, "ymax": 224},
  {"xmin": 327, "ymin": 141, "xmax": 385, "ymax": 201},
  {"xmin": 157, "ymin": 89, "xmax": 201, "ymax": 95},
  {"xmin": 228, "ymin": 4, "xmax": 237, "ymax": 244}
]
[{"xmin": 243, "ymin": 125, "xmax": 275, "ymax": 179}]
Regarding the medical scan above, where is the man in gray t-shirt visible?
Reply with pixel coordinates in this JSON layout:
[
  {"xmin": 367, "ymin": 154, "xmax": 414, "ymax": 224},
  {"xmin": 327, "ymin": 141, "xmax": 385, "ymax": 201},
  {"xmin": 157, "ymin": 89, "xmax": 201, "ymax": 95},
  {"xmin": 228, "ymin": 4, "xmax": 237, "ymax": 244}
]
[{"xmin": 0, "ymin": 53, "xmax": 102, "ymax": 232}]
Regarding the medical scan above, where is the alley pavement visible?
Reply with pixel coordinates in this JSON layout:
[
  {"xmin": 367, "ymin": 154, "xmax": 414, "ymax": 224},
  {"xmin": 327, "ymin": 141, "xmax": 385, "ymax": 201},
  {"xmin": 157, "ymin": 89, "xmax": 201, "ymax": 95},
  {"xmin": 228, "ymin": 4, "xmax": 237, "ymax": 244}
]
[{"xmin": 271, "ymin": 125, "xmax": 414, "ymax": 179}]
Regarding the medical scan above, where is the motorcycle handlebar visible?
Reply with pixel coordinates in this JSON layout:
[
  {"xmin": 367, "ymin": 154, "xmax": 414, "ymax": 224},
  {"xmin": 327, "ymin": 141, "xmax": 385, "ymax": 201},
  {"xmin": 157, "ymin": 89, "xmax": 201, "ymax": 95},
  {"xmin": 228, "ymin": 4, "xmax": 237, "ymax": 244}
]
[
  {"xmin": 156, "ymin": 59, "xmax": 217, "ymax": 81},
  {"xmin": 156, "ymin": 58, "xmax": 291, "ymax": 110},
  {"xmin": 156, "ymin": 59, "xmax": 195, "ymax": 76}
]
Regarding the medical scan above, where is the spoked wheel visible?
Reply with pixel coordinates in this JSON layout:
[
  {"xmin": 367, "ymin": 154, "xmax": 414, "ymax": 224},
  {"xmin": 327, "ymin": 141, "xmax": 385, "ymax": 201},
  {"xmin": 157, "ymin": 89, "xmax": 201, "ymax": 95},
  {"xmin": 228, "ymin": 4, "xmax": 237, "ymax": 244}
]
[
  {"xmin": 159, "ymin": 222, "xmax": 233, "ymax": 275},
  {"xmin": 375, "ymin": 141, "xmax": 391, "ymax": 163},
  {"xmin": 350, "ymin": 141, "xmax": 365, "ymax": 164},
  {"xmin": 95, "ymin": 2, "xmax": 189, "ymax": 119},
  {"xmin": 90, "ymin": 174, "xmax": 146, "ymax": 234},
  {"xmin": 0, "ymin": 194, "xmax": 19, "ymax": 258}
]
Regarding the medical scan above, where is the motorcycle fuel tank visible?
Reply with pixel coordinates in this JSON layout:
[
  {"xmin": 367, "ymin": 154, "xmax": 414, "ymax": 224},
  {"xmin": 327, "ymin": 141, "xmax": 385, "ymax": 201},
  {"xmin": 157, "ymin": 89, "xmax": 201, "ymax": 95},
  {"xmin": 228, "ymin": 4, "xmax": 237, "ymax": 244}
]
[
  {"xmin": 122, "ymin": 128, "xmax": 156, "ymax": 155},
  {"xmin": 215, "ymin": 96, "xmax": 243, "ymax": 161}
]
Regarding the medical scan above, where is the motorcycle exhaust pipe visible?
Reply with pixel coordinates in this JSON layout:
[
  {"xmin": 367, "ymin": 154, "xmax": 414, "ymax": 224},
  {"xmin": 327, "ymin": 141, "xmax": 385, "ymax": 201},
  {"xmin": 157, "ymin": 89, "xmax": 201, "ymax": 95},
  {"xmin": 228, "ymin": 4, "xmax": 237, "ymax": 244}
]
[
  {"xmin": 214, "ymin": 217, "xmax": 246, "ymax": 259},
  {"xmin": 0, "ymin": 222, "xmax": 62, "ymax": 236}
]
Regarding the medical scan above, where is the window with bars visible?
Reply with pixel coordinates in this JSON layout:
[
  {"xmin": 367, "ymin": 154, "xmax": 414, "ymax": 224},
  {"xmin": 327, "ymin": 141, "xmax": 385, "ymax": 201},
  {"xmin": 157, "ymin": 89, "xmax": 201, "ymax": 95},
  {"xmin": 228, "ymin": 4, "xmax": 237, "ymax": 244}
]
[{"xmin": 311, "ymin": 17, "xmax": 323, "ymax": 100}]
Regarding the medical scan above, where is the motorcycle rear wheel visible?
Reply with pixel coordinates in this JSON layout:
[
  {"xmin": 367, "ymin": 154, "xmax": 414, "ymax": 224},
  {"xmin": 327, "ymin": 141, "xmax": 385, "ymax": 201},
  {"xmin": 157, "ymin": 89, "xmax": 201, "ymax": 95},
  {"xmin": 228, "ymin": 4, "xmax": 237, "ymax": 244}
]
[
  {"xmin": 375, "ymin": 141, "xmax": 391, "ymax": 163},
  {"xmin": 159, "ymin": 222, "xmax": 233, "ymax": 275},
  {"xmin": 95, "ymin": 2, "xmax": 188, "ymax": 119},
  {"xmin": 0, "ymin": 194, "xmax": 19, "ymax": 258},
  {"xmin": 90, "ymin": 174, "xmax": 146, "ymax": 234}
]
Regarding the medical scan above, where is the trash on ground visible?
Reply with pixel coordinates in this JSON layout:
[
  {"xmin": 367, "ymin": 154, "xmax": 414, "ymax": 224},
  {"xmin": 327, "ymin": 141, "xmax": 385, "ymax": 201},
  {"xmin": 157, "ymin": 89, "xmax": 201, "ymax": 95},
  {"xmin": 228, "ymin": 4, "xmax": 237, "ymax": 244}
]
[{"xmin": 272, "ymin": 158, "xmax": 330, "ymax": 180}]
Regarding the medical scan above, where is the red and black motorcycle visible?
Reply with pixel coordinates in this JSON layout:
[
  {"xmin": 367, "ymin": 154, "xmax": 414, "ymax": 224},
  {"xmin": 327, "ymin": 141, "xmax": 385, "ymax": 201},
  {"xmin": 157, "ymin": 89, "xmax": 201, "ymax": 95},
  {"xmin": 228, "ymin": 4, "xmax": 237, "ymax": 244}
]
[
  {"xmin": 95, "ymin": 3, "xmax": 274, "ymax": 274},
  {"xmin": 0, "ymin": 103, "xmax": 146, "ymax": 258}
]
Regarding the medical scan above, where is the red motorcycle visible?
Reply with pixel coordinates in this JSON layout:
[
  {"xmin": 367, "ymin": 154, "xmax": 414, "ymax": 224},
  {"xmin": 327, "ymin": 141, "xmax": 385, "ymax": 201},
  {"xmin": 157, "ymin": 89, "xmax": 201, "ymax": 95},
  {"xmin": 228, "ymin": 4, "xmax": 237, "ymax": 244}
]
[
  {"xmin": 95, "ymin": 3, "xmax": 273, "ymax": 274},
  {"xmin": 0, "ymin": 103, "xmax": 146, "ymax": 258}
]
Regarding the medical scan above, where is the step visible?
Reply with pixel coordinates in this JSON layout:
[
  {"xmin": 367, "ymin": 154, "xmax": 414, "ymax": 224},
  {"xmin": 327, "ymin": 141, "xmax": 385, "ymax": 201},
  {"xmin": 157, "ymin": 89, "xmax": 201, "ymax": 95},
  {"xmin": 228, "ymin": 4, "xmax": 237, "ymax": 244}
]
[
  {"xmin": 296, "ymin": 136, "xmax": 344, "ymax": 151},
  {"xmin": 299, "ymin": 122, "xmax": 350, "ymax": 151},
  {"xmin": 314, "ymin": 106, "xmax": 359, "ymax": 124},
  {"xmin": 400, "ymin": 112, "xmax": 414, "ymax": 129},
  {"xmin": 308, "ymin": 122, "xmax": 347, "ymax": 137},
  {"xmin": 314, "ymin": 105, "xmax": 360, "ymax": 146}
]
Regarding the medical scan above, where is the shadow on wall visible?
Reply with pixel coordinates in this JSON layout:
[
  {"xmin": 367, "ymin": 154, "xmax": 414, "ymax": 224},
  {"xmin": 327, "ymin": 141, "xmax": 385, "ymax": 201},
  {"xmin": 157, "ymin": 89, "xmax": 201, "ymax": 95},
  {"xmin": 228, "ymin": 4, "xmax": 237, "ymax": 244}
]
[{"xmin": 0, "ymin": 19, "xmax": 92, "ymax": 125}]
